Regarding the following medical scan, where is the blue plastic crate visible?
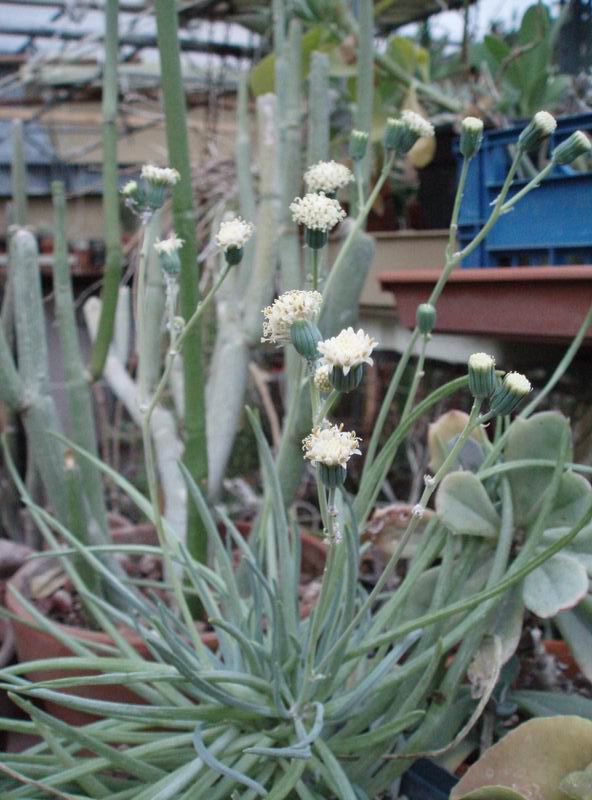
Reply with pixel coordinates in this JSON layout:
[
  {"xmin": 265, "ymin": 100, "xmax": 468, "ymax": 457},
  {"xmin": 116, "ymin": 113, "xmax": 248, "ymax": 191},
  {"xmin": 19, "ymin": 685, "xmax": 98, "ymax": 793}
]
[{"xmin": 456, "ymin": 113, "xmax": 592, "ymax": 268}]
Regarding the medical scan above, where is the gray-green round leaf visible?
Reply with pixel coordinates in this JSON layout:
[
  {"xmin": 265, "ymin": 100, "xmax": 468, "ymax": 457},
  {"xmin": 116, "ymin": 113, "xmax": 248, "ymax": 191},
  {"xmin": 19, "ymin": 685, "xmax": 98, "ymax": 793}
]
[
  {"xmin": 436, "ymin": 472, "xmax": 500, "ymax": 538},
  {"xmin": 505, "ymin": 412, "xmax": 572, "ymax": 526},
  {"xmin": 523, "ymin": 553, "xmax": 588, "ymax": 618}
]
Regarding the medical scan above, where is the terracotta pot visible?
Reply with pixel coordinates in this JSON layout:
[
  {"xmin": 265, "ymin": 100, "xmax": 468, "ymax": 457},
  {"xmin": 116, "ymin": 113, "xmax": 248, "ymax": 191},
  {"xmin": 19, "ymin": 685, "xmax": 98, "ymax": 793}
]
[
  {"xmin": 542, "ymin": 639, "xmax": 580, "ymax": 679},
  {"xmin": 7, "ymin": 532, "xmax": 326, "ymax": 726},
  {"xmin": 6, "ymin": 557, "xmax": 217, "ymax": 726}
]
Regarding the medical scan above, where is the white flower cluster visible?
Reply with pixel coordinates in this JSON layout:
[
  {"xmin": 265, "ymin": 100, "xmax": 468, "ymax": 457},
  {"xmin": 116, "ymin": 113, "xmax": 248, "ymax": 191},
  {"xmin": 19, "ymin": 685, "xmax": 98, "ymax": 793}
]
[
  {"xmin": 261, "ymin": 290, "xmax": 323, "ymax": 344},
  {"xmin": 303, "ymin": 423, "xmax": 361, "ymax": 468},
  {"xmin": 401, "ymin": 110, "xmax": 435, "ymax": 139},
  {"xmin": 304, "ymin": 161, "xmax": 354, "ymax": 194},
  {"xmin": 141, "ymin": 165, "xmax": 180, "ymax": 187},
  {"xmin": 290, "ymin": 192, "xmax": 346, "ymax": 232},
  {"xmin": 154, "ymin": 233, "xmax": 184, "ymax": 256},
  {"xmin": 317, "ymin": 327, "xmax": 378, "ymax": 375},
  {"xmin": 215, "ymin": 217, "xmax": 255, "ymax": 252}
]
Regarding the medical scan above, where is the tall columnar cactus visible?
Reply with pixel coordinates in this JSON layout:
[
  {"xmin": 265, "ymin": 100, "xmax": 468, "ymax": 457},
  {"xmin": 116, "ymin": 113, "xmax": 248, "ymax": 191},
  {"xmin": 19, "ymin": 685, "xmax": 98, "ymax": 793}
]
[
  {"xmin": 155, "ymin": 0, "xmax": 208, "ymax": 562},
  {"xmin": 88, "ymin": 0, "xmax": 122, "ymax": 382},
  {"xmin": 10, "ymin": 121, "xmax": 27, "ymax": 228},
  {"xmin": 207, "ymin": 92, "xmax": 279, "ymax": 498},
  {"xmin": 51, "ymin": 182, "xmax": 109, "ymax": 543},
  {"xmin": 0, "ymin": 230, "xmax": 68, "ymax": 525}
]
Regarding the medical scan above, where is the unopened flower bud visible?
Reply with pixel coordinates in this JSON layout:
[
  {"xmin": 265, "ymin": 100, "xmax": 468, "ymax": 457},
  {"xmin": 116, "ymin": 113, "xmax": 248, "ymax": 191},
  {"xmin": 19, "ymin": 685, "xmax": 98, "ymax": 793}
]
[
  {"xmin": 314, "ymin": 364, "xmax": 332, "ymax": 393},
  {"xmin": 122, "ymin": 180, "xmax": 140, "ymax": 200},
  {"xmin": 290, "ymin": 319, "xmax": 322, "ymax": 361},
  {"xmin": 330, "ymin": 364, "xmax": 364, "ymax": 393},
  {"xmin": 489, "ymin": 372, "xmax": 532, "ymax": 417},
  {"xmin": 518, "ymin": 111, "xmax": 557, "ymax": 152},
  {"xmin": 154, "ymin": 233, "xmax": 184, "ymax": 276},
  {"xmin": 416, "ymin": 303, "xmax": 437, "ymax": 334},
  {"xmin": 384, "ymin": 111, "xmax": 435, "ymax": 156},
  {"xmin": 349, "ymin": 129, "xmax": 369, "ymax": 161},
  {"xmin": 459, "ymin": 117, "xmax": 484, "ymax": 160},
  {"xmin": 468, "ymin": 352, "xmax": 496, "ymax": 399},
  {"xmin": 141, "ymin": 165, "xmax": 180, "ymax": 210},
  {"xmin": 552, "ymin": 131, "xmax": 592, "ymax": 165}
]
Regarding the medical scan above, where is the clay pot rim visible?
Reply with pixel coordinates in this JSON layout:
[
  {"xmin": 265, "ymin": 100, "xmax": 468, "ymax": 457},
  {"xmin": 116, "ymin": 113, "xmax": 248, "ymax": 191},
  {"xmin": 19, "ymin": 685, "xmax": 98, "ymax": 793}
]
[
  {"xmin": 5, "ymin": 556, "xmax": 218, "ymax": 650},
  {"xmin": 6, "ymin": 532, "xmax": 327, "ymax": 652}
]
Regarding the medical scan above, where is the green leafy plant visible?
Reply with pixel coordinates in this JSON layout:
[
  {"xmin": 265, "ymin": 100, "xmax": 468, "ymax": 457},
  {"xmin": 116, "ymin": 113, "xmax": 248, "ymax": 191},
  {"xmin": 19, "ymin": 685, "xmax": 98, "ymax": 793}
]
[
  {"xmin": 1, "ymin": 107, "xmax": 591, "ymax": 799},
  {"xmin": 478, "ymin": 3, "xmax": 570, "ymax": 117},
  {"xmin": 434, "ymin": 407, "xmax": 592, "ymax": 679}
]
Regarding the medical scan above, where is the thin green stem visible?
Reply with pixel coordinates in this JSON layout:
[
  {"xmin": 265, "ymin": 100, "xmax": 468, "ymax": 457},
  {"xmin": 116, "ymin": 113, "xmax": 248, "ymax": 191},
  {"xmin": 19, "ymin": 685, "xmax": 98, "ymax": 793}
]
[
  {"xmin": 136, "ymin": 215, "xmax": 159, "ymax": 408},
  {"xmin": 362, "ymin": 328, "xmax": 420, "ymax": 475},
  {"xmin": 311, "ymin": 248, "xmax": 319, "ymax": 291},
  {"xmin": 362, "ymin": 156, "xmax": 471, "ymax": 474},
  {"xmin": 480, "ymin": 300, "xmax": 592, "ymax": 471},
  {"xmin": 445, "ymin": 157, "xmax": 469, "ymax": 262},
  {"xmin": 318, "ymin": 399, "xmax": 482, "ymax": 675},
  {"xmin": 323, "ymin": 152, "xmax": 395, "ymax": 302},
  {"xmin": 315, "ymin": 390, "xmax": 340, "ymax": 426},
  {"xmin": 400, "ymin": 333, "xmax": 429, "ymax": 421},
  {"xmin": 354, "ymin": 160, "xmax": 365, "ymax": 214},
  {"xmin": 499, "ymin": 162, "xmax": 554, "ymax": 215}
]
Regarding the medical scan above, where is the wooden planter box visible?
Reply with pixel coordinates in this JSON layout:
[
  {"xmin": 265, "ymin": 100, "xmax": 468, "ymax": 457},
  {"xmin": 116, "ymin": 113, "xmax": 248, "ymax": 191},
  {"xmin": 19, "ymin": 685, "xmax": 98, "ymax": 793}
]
[{"xmin": 379, "ymin": 266, "xmax": 592, "ymax": 342}]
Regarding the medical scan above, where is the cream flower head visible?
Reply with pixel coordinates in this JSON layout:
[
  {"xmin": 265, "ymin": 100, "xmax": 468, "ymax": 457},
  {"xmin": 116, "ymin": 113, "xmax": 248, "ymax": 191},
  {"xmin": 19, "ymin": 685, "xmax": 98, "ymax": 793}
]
[
  {"xmin": 317, "ymin": 327, "xmax": 378, "ymax": 375},
  {"xmin": 468, "ymin": 352, "xmax": 495, "ymax": 371},
  {"xmin": 303, "ymin": 422, "xmax": 361, "ymax": 468},
  {"xmin": 304, "ymin": 161, "xmax": 354, "ymax": 194},
  {"xmin": 533, "ymin": 111, "xmax": 557, "ymax": 135},
  {"xmin": 122, "ymin": 180, "xmax": 139, "ymax": 197},
  {"xmin": 504, "ymin": 372, "xmax": 532, "ymax": 395},
  {"xmin": 400, "ymin": 110, "xmax": 435, "ymax": 139},
  {"xmin": 262, "ymin": 290, "xmax": 323, "ymax": 344},
  {"xmin": 215, "ymin": 217, "xmax": 254, "ymax": 252},
  {"xmin": 141, "ymin": 164, "xmax": 180, "ymax": 186},
  {"xmin": 290, "ymin": 192, "xmax": 346, "ymax": 232},
  {"xmin": 154, "ymin": 233, "xmax": 184, "ymax": 256}
]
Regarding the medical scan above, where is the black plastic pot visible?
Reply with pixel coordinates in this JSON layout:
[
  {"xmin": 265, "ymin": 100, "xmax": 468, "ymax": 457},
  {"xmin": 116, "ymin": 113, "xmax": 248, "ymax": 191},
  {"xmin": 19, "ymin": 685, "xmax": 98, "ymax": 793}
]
[{"xmin": 400, "ymin": 758, "xmax": 458, "ymax": 800}]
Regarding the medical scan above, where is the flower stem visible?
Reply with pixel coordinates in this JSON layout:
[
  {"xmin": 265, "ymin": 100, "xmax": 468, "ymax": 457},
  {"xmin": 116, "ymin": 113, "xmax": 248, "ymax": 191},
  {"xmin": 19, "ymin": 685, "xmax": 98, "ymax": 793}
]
[
  {"xmin": 311, "ymin": 248, "xmax": 319, "ymax": 291},
  {"xmin": 318, "ymin": 399, "xmax": 482, "ymax": 675},
  {"xmin": 323, "ymin": 151, "xmax": 395, "ymax": 302},
  {"xmin": 315, "ymin": 389, "xmax": 340, "ymax": 426}
]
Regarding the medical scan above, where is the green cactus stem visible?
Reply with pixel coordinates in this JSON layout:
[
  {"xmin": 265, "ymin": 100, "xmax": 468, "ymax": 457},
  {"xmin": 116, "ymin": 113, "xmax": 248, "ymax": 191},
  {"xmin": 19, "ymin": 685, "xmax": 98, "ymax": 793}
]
[
  {"xmin": 51, "ymin": 181, "xmax": 109, "ymax": 542},
  {"xmin": 88, "ymin": 0, "xmax": 122, "ymax": 382},
  {"xmin": 9, "ymin": 229, "xmax": 68, "ymax": 523},
  {"xmin": 354, "ymin": 0, "xmax": 374, "ymax": 208},
  {"xmin": 306, "ymin": 52, "xmax": 330, "ymax": 165},
  {"xmin": 10, "ymin": 121, "xmax": 27, "ymax": 227},
  {"xmin": 155, "ymin": 0, "xmax": 208, "ymax": 563}
]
